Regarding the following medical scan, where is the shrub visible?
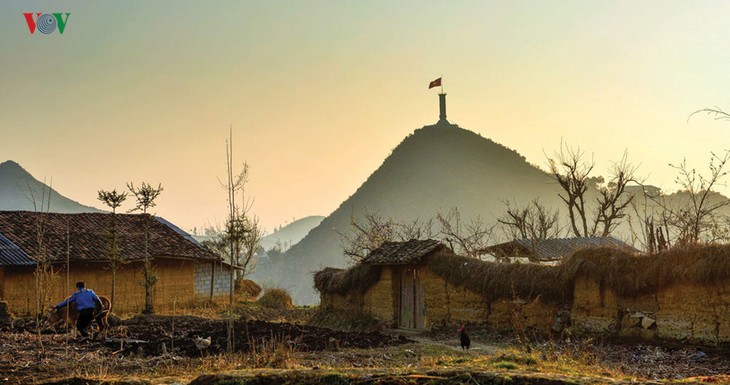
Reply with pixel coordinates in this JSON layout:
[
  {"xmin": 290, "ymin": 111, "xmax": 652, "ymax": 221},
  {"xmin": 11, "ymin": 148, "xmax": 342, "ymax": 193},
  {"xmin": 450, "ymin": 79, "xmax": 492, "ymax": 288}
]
[
  {"xmin": 257, "ymin": 288, "xmax": 293, "ymax": 310},
  {"xmin": 236, "ymin": 279, "xmax": 262, "ymax": 299}
]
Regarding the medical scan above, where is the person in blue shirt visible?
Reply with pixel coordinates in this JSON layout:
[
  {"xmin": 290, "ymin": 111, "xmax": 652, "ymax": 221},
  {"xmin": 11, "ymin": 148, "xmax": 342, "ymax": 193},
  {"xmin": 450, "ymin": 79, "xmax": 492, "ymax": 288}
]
[{"xmin": 56, "ymin": 281, "xmax": 102, "ymax": 339}]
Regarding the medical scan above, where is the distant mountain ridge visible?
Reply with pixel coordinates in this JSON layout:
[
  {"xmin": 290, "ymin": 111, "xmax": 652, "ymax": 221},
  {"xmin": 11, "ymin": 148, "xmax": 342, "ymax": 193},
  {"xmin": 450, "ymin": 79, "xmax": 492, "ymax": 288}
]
[
  {"xmin": 262, "ymin": 118, "xmax": 564, "ymax": 304},
  {"xmin": 260, "ymin": 216, "xmax": 325, "ymax": 251},
  {"xmin": 0, "ymin": 160, "xmax": 100, "ymax": 213}
]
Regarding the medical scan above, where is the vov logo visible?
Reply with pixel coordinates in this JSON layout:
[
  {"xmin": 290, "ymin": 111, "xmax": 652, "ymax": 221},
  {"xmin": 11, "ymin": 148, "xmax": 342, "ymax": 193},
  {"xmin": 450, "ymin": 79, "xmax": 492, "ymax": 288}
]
[{"xmin": 23, "ymin": 13, "xmax": 71, "ymax": 35}]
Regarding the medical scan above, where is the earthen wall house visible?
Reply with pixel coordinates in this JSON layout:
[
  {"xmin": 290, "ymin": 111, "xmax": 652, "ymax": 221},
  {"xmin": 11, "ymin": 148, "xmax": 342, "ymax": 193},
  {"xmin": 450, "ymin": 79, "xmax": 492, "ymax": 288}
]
[
  {"xmin": 0, "ymin": 211, "xmax": 233, "ymax": 315},
  {"xmin": 318, "ymin": 240, "xmax": 730, "ymax": 344}
]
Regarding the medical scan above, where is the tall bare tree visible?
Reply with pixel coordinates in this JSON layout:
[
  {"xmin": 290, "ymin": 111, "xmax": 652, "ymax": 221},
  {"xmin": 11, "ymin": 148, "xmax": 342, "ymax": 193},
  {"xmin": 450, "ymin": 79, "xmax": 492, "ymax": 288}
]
[
  {"xmin": 219, "ymin": 127, "xmax": 262, "ymax": 353},
  {"xmin": 26, "ymin": 177, "xmax": 55, "ymax": 354},
  {"xmin": 127, "ymin": 182, "xmax": 163, "ymax": 314},
  {"xmin": 97, "ymin": 189, "xmax": 127, "ymax": 308},
  {"xmin": 548, "ymin": 142, "xmax": 637, "ymax": 237}
]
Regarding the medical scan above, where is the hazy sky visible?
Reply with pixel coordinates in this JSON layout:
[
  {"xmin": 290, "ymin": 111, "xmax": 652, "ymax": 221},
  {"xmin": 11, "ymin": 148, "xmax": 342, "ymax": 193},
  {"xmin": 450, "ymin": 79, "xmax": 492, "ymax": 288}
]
[{"xmin": 2, "ymin": 1, "xmax": 730, "ymax": 233}]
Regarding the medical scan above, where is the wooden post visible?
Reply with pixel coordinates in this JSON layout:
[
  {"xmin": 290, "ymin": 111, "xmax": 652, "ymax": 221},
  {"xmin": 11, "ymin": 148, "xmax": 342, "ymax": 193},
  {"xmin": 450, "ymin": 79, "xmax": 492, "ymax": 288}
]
[{"xmin": 209, "ymin": 260, "xmax": 215, "ymax": 300}]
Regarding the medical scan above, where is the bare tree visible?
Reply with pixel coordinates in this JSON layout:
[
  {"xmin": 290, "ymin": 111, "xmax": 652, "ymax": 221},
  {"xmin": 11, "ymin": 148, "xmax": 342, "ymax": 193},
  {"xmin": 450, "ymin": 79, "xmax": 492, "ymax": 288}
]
[
  {"xmin": 127, "ymin": 182, "xmax": 163, "ymax": 314},
  {"xmin": 436, "ymin": 208, "xmax": 493, "ymax": 258},
  {"xmin": 26, "ymin": 178, "xmax": 55, "ymax": 354},
  {"xmin": 647, "ymin": 151, "xmax": 730, "ymax": 247},
  {"xmin": 497, "ymin": 199, "xmax": 561, "ymax": 263},
  {"xmin": 548, "ymin": 142, "xmax": 637, "ymax": 237},
  {"xmin": 499, "ymin": 198, "xmax": 561, "ymax": 238},
  {"xmin": 219, "ymin": 127, "xmax": 262, "ymax": 353},
  {"xmin": 689, "ymin": 106, "xmax": 730, "ymax": 122},
  {"xmin": 97, "ymin": 189, "xmax": 127, "ymax": 308},
  {"xmin": 339, "ymin": 212, "xmax": 401, "ymax": 263},
  {"xmin": 339, "ymin": 211, "xmax": 438, "ymax": 263}
]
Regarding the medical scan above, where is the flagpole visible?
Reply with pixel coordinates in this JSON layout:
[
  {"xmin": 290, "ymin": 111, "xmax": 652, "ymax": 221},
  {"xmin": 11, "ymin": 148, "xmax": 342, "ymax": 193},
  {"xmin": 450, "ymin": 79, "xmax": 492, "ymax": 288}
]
[{"xmin": 440, "ymin": 75, "xmax": 444, "ymax": 93}]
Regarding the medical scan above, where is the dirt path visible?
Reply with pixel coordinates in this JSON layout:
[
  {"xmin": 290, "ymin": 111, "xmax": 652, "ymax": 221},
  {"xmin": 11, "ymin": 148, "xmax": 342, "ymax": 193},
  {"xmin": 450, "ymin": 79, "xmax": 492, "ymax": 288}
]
[{"xmin": 388, "ymin": 329, "xmax": 501, "ymax": 355}]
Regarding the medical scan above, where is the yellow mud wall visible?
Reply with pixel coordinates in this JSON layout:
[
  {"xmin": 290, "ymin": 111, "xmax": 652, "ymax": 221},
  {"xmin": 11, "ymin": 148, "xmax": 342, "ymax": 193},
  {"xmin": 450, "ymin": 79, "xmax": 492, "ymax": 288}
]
[
  {"xmin": 0, "ymin": 267, "xmax": 4, "ymax": 298},
  {"xmin": 655, "ymin": 282, "xmax": 730, "ymax": 344},
  {"xmin": 571, "ymin": 276, "xmax": 620, "ymax": 333},
  {"xmin": 2, "ymin": 259, "xmax": 199, "ymax": 315},
  {"xmin": 362, "ymin": 266, "xmax": 395, "ymax": 323},
  {"xmin": 570, "ymin": 277, "xmax": 730, "ymax": 344},
  {"xmin": 419, "ymin": 268, "xmax": 487, "ymax": 327},
  {"xmin": 487, "ymin": 297, "xmax": 559, "ymax": 333},
  {"xmin": 320, "ymin": 293, "xmax": 364, "ymax": 316}
]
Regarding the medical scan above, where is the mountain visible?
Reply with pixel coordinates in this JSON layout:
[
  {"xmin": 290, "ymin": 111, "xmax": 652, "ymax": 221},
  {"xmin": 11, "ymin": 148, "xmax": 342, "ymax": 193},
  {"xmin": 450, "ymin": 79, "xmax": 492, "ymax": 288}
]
[
  {"xmin": 259, "ymin": 216, "xmax": 325, "ymax": 251},
  {"xmin": 261, "ymin": 112, "xmax": 565, "ymax": 304},
  {"xmin": 0, "ymin": 160, "xmax": 100, "ymax": 213}
]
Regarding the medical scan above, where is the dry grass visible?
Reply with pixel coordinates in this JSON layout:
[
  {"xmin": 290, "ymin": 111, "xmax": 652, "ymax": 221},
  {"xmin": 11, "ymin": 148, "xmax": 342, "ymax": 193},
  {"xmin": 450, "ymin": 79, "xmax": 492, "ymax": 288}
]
[
  {"xmin": 313, "ymin": 265, "xmax": 381, "ymax": 295},
  {"xmin": 428, "ymin": 251, "xmax": 566, "ymax": 302},
  {"xmin": 236, "ymin": 279, "xmax": 262, "ymax": 300},
  {"xmin": 560, "ymin": 244, "xmax": 730, "ymax": 297},
  {"xmin": 257, "ymin": 288, "xmax": 294, "ymax": 310}
]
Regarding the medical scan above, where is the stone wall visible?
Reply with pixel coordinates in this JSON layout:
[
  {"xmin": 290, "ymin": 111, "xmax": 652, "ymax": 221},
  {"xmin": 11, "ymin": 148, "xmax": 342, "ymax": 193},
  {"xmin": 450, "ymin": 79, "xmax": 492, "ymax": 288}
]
[{"xmin": 194, "ymin": 261, "xmax": 233, "ymax": 297}]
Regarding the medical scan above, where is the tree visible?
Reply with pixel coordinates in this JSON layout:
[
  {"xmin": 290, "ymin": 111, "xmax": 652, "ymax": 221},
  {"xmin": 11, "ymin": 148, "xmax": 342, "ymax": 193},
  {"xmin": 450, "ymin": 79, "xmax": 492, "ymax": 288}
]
[
  {"xmin": 339, "ymin": 208, "xmax": 492, "ymax": 262},
  {"xmin": 498, "ymin": 199, "xmax": 561, "ymax": 262},
  {"xmin": 436, "ymin": 208, "xmax": 493, "ymax": 258},
  {"xmin": 548, "ymin": 142, "xmax": 637, "ymax": 237},
  {"xmin": 97, "ymin": 189, "xmax": 127, "ymax": 308},
  {"xmin": 646, "ymin": 151, "xmax": 730, "ymax": 248},
  {"xmin": 127, "ymin": 182, "xmax": 163, "ymax": 315},
  {"xmin": 219, "ymin": 128, "xmax": 262, "ymax": 353}
]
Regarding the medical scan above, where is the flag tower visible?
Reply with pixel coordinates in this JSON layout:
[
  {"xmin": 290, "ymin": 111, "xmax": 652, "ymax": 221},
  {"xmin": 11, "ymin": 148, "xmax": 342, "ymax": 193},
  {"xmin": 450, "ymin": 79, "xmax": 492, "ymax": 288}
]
[{"xmin": 429, "ymin": 77, "xmax": 447, "ymax": 124}]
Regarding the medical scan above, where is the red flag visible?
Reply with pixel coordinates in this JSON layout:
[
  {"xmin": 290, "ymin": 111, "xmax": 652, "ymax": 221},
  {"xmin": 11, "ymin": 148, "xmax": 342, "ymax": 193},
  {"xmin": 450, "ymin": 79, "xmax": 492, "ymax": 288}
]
[{"xmin": 428, "ymin": 78, "xmax": 441, "ymax": 89}]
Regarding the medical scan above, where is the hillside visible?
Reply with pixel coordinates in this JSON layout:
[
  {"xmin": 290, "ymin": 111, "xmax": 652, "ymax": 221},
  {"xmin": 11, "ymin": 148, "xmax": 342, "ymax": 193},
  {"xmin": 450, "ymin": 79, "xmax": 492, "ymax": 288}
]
[
  {"xmin": 262, "ymin": 119, "xmax": 563, "ymax": 304},
  {"xmin": 0, "ymin": 160, "xmax": 100, "ymax": 213},
  {"xmin": 260, "ymin": 216, "xmax": 325, "ymax": 251}
]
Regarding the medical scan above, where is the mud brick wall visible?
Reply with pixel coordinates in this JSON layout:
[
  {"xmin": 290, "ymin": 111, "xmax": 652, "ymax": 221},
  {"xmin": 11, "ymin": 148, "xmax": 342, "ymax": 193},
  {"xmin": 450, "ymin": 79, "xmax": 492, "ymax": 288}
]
[
  {"xmin": 420, "ymin": 268, "xmax": 488, "ymax": 327},
  {"xmin": 320, "ymin": 293, "xmax": 364, "ymax": 316},
  {"xmin": 655, "ymin": 283, "xmax": 730, "ymax": 344},
  {"xmin": 1, "ymin": 259, "xmax": 203, "ymax": 315},
  {"xmin": 488, "ymin": 298, "xmax": 559, "ymax": 332},
  {"xmin": 194, "ymin": 261, "xmax": 232, "ymax": 297},
  {"xmin": 570, "ymin": 277, "xmax": 730, "ymax": 344},
  {"xmin": 363, "ymin": 267, "xmax": 396, "ymax": 323}
]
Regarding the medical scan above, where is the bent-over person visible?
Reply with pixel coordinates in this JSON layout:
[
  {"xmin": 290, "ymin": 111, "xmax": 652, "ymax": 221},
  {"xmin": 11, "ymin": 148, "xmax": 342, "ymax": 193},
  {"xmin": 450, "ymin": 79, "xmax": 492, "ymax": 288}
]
[{"xmin": 56, "ymin": 281, "xmax": 102, "ymax": 340}]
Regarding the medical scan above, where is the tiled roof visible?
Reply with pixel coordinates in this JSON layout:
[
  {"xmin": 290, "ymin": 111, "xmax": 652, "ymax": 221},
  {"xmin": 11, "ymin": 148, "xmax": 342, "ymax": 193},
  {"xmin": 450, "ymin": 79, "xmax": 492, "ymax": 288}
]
[
  {"xmin": 0, "ymin": 211, "xmax": 218, "ymax": 265},
  {"xmin": 361, "ymin": 239, "xmax": 445, "ymax": 265},
  {"xmin": 481, "ymin": 237, "xmax": 637, "ymax": 261},
  {"xmin": 0, "ymin": 233, "xmax": 35, "ymax": 266}
]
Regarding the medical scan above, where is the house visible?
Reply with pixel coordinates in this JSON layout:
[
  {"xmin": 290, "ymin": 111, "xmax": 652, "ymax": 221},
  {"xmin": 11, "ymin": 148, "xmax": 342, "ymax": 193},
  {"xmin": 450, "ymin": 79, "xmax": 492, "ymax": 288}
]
[
  {"xmin": 480, "ymin": 237, "xmax": 638, "ymax": 264},
  {"xmin": 315, "ymin": 239, "xmax": 561, "ymax": 331},
  {"xmin": 0, "ymin": 211, "xmax": 234, "ymax": 315}
]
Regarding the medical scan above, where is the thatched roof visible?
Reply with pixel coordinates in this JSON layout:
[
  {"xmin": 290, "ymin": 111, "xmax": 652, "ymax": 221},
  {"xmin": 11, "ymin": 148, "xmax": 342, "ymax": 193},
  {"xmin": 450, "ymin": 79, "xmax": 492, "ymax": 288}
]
[
  {"xmin": 427, "ymin": 251, "xmax": 567, "ymax": 302},
  {"xmin": 0, "ymin": 211, "xmax": 218, "ymax": 264},
  {"xmin": 314, "ymin": 265, "xmax": 381, "ymax": 295},
  {"xmin": 481, "ymin": 236, "xmax": 637, "ymax": 262},
  {"xmin": 561, "ymin": 244, "xmax": 730, "ymax": 297},
  {"xmin": 361, "ymin": 239, "xmax": 445, "ymax": 265}
]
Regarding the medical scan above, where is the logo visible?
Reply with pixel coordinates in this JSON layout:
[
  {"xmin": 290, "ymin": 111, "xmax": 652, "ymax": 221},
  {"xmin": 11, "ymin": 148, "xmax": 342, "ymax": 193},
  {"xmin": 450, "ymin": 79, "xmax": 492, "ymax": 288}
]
[{"xmin": 23, "ymin": 13, "xmax": 71, "ymax": 35}]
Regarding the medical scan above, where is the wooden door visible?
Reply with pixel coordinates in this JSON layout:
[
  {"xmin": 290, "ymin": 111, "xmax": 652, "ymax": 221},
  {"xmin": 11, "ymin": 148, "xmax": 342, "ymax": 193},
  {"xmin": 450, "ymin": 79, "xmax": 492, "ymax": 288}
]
[{"xmin": 399, "ymin": 267, "xmax": 425, "ymax": 329}]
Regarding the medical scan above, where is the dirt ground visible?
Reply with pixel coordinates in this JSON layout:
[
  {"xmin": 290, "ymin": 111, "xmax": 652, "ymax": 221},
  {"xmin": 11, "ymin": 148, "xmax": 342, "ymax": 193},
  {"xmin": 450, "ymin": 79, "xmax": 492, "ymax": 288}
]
[{"xmin": 2, "ymin": 314, "xmax": 730, "ymax": 385}]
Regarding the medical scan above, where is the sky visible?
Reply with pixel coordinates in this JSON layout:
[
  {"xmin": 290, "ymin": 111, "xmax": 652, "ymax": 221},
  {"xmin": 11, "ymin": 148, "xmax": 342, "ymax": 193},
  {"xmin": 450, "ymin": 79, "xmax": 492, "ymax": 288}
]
[{"xmin": 2, "ymin": 1, "xmax": 730, "ymax": 234}]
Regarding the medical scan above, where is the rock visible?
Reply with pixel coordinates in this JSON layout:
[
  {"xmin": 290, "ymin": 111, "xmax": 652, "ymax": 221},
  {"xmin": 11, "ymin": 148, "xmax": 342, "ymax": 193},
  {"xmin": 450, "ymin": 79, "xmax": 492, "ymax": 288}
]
[
  {"xmin": 641, "ymin": 316, "xmax": 656, "ymax": 329},
  {"xmin": 630, "ymin": 311, "xmax": 647, "ymax": 319}
]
